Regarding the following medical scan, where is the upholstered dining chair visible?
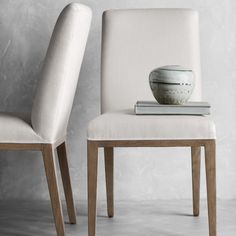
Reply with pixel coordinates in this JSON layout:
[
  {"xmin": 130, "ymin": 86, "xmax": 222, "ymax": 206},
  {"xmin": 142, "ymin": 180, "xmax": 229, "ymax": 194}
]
[
  {"xmin": 87, "ymin": 9, "xmax": 216, "ymax": 236},
  {"xmin": 0, "ymin": 3, "xmax": 91, "ymax": 236}
]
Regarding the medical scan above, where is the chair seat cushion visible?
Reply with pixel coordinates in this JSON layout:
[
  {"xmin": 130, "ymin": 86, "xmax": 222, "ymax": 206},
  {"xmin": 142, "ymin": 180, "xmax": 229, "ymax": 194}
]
[
  {"xmin": 0, "ymin": 113, "xmax": 44, "ymax": 143},
  {"xmin": 87, "ymin": 110, "xmax": 216, "ymax": 141}
]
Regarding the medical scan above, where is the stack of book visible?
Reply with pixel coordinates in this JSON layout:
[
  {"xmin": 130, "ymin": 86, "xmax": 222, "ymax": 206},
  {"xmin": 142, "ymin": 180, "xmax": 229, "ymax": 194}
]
[{"xmin": 134, "ymin": 101, "xmax": 210, "ymax": 115}]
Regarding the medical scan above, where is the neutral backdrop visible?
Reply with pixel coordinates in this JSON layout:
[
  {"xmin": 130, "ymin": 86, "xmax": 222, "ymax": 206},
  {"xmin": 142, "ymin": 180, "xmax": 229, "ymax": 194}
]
[{"xmin": 0, "ymin": 0, "xmax": 235, "ymax": 201}]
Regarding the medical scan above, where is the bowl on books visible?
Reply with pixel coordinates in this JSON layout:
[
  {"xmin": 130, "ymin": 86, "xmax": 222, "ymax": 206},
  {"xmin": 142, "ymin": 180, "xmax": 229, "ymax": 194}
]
[{"xmin": 149, "ymin": 65, "xmax": 195, "ymax": 105}]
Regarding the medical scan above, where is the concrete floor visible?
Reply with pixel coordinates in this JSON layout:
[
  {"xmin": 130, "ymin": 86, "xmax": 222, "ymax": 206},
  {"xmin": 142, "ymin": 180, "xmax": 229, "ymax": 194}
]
[{"xmin": 0, "ymin": 200, "xmax": 235, "ymax": 236}]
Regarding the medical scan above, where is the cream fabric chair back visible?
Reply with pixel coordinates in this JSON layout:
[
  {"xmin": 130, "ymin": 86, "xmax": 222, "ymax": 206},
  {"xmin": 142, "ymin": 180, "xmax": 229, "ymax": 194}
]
[
  {"xmin": 31, "ymin": 3, "xmax": 92, "ymax": 142},
  {"xmin": 101, "ymin": 9, "xmax": 201, "ymax": 113}
]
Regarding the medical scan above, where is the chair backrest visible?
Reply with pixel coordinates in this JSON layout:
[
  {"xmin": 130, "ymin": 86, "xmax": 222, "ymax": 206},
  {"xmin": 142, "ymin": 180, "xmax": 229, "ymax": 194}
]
[
  {"xmin": 101, "ymin": 9, "xmax": 201, "ymax": 113},
  {"xmin": 31, "ymin": 3, "xmax": 92, "ymax": 142}
]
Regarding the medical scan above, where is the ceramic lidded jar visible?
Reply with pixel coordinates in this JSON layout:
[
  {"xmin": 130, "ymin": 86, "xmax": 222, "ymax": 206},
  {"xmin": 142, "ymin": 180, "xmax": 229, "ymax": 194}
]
[{"xmin": 149, "ymin": 65, "xmax": 195, "ymax": 105}]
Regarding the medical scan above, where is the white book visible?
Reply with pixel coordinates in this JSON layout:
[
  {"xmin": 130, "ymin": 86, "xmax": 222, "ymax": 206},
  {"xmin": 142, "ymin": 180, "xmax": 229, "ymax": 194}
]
[{"xmin": 134, "ymin": 101, "xmax": 210, "ymax": 115}]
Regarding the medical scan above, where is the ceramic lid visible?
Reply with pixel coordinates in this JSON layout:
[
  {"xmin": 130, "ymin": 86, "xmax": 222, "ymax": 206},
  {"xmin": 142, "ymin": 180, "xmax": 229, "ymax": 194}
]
[
  {"xmin": 149, "ymin": 65, "xmax": 193, "ymax": 84},
  {"xmin": 157, "ymin": 65, "xmax": 192, "ymax": 72}
]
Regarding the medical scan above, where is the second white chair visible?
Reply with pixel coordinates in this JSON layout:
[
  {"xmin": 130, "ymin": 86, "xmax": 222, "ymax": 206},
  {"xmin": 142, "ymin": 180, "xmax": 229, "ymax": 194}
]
[{"xmin": 0, "ymin": 3, "xmax": 92, "ymax": 236}]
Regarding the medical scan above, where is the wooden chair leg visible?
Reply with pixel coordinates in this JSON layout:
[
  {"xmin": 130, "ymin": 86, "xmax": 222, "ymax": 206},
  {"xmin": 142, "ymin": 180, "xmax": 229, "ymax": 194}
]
[
  {"xmin": 88, "ymin": 141, "xmax": 98, "ymax": 236},
  {"xmin": 42, "ymin": 144, "xmax": 65, "ymax": 236},
  {"xmin": 205, "ymin": 140, "xmax": 216, "ymax": 236},
  {"xmin": 104, "ymin": 147, "xmax": 114, "ymax": 217},
  {"xmin": 57, "ymin": 141, "xmax": 76, "ymax": 224},
  {"xmin": 191, "ymin": 146, "xmax": 201, "ymax": 216}
]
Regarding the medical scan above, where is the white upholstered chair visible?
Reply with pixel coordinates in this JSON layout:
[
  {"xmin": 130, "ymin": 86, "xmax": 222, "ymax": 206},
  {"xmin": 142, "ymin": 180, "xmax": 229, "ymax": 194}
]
[
  {"xmin": 87, "ymin": 9, "xmax": 216, "ymax": 236},
  {"xmin": 0, "ymin": 3, "xmax": 91, "ymax": 236}
]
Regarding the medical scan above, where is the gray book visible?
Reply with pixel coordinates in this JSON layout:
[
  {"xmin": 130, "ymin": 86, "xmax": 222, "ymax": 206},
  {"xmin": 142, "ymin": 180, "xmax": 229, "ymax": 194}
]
[{"xmin": 135, "ymin": 101, "xmax": 210, "ymax": 115}]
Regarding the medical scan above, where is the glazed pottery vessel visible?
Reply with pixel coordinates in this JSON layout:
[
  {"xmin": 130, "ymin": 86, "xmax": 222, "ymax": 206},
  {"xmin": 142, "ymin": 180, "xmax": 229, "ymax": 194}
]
[{"xmin": 149, "ymin": 65, "xmax": 195, "ymax": 105}]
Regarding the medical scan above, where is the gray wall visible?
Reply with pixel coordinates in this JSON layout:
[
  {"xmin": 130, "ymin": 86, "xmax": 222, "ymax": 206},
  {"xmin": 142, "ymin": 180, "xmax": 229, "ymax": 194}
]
[{"xmin": 0, "ymin": 0, "xmax": 235, "ymax": 200}]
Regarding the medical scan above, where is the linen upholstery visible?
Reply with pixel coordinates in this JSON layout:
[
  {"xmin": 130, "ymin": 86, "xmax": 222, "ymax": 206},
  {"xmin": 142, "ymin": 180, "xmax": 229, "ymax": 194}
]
[
  {"xmin": 88, "ymin": 9, "xmax": 216, "ymax": 141},
  {"xmin": 87, "ymin": 110, "xmax": 216, "ymax": 140},
  {"xmin": 0, "ymin": 113, "xmax": 44, "ymax": 143},
  {"xmin": 31, "ymin": 3, "xmax": 92, "ymax": 142},
  {"xmin": 101, "ymin": 9, "xmax": 201, "ymax": 113}
]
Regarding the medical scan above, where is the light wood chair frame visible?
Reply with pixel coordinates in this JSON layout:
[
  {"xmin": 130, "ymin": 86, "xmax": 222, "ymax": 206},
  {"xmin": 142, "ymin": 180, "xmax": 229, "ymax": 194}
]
[
  {"xmin": 88, "ymin": 139, "xmax": 216, "ymax": 236},
  {"xmin": 0, "ymin": 139, "xmax": 76, "ymax": 236}
]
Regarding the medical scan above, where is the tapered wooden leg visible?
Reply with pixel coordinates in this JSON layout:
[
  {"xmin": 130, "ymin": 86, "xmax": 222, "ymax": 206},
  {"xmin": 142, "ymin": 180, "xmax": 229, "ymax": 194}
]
[
  {"xmin": 57, "ymin": 141, "xmax": 76, "ymax": 224},
  {"xmin": 191, "ymin": 146, "xmax": 201, "ymax": 216},
  {"xmin": 205, "ymin": 140, "xmax": 216, "ymax": 236},
  {"xmin": 42, "ymin": 144, "xmax": 65, "ymax": 236},
  {"xmin": 104, "ymin": 147, "xmax": 114, "ymax": 217},
  {"xmin": 88, "ymin": 141, "xmax": 98, "ymax": 236}
]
